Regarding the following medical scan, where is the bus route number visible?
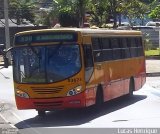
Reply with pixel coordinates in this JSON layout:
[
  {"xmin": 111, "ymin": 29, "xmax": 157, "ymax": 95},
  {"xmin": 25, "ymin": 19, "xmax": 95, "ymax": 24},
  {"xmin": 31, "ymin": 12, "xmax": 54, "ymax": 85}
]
[{"xmin": 68, "ymin": 78, "xmax": 82, "ymax": 83}]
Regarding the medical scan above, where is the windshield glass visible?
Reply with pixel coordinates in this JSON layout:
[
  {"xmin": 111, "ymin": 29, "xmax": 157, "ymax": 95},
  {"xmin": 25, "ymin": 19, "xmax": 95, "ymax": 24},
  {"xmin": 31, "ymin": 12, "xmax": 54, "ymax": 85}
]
[{"xmin": 13, "ymin": 44, "xmax": 81, "ymax": 83}]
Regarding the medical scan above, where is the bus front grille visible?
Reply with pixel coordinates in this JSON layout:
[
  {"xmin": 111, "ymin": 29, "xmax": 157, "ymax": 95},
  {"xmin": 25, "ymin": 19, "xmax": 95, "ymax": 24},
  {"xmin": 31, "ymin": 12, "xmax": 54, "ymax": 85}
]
[
  {"xmin": 31, "ymin": 86, "xmax": 64, "ymax": 94},
  {"xmin": 34, "ymin": 101, "xmax": 63, "ymax": 107}
]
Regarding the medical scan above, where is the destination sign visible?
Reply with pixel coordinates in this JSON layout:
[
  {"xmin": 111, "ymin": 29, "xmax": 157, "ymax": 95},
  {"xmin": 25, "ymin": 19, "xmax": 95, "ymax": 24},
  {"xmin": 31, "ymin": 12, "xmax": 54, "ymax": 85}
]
[{"xmin": 15, "ymin": 32, "xmax": 78, "ymax": 45}]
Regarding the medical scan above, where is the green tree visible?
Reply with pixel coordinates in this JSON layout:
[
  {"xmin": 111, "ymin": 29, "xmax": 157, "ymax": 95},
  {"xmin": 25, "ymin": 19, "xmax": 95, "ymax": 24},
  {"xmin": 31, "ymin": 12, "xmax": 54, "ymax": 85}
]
[
  {"xmin": 117, "ymin": 0, "xmax": 149, "ymax": 26},
  {"xmin": 9, "ymin": 0, "xmax": 36, "ymax": 25},
  {"xmin": 148, "ymin": 4, "xmax": 160, "ymax": 20},
  {"xmin": 58, "ymin": 7, "xmax": 79, "ymax": 27},
  {"xmin": 49, "ymin": 0, "xmax": 88, "ymax": 27},
  {"xmin": 39, "ymin": 0, "xmax": 150, "ymax": 27},
  {"xmin": 87, "ymin": 0, "xmax": 110, "ymax": 27}
]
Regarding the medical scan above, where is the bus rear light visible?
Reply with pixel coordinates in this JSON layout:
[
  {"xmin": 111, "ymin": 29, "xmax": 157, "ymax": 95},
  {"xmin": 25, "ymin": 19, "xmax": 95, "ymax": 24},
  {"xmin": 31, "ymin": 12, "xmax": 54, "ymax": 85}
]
[
  {"xmin": 67, "ymin": 85, "xmax": 82, "ymax": 96},
  {"xmin": 16, "ymin": 89, "xmax": 30, "ymax": 98}
]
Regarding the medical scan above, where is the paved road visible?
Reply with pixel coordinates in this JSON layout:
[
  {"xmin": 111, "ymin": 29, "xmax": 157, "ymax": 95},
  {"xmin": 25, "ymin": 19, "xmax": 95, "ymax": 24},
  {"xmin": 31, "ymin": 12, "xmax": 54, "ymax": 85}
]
[{"xmin": 0, "ymin": 60, "xmax": 160, "ymax": 134}]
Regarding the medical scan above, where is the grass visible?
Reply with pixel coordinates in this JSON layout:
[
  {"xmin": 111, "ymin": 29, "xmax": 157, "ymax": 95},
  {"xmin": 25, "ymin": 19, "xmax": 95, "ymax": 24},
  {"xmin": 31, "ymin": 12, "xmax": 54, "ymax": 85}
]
[{"xmin": 145, "ymin": 49, "xmax": 160, "ymax": 56}]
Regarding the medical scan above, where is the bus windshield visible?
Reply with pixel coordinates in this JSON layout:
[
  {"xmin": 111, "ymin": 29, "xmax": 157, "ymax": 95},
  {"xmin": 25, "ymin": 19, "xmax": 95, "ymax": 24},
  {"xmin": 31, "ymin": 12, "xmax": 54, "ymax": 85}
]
[{"xmin": 13, "ymin": 44, "xmax": 81, "ymax": 83}]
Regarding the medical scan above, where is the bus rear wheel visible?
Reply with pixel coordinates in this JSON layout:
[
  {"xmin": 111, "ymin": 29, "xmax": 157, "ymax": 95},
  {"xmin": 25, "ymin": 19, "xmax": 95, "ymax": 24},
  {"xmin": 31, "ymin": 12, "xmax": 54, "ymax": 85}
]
[{"xmin": 129, "ymin": 77, "xmax": 135, "ymax": 97}]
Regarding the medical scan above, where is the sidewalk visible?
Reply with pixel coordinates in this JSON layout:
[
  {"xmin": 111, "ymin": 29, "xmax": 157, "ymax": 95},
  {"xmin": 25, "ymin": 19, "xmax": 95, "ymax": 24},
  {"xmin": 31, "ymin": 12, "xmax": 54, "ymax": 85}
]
[
  {"xmin": 146, "ymin": 59, "xmax": 160, "ymax": 77},
  {"xmin": 0, "ymin": 102, "xmax": 18, "ymax": 133},
  {"xmin": 0, "ymin": 114, "xmax": 18, "ymax": 134},
  {"xmin": 0, "ymin": 56, "xmax": 4, "ymax": 66},
  {"xmin": 0, "ymin": 57, "xmax": 18, "ymax": 133}
]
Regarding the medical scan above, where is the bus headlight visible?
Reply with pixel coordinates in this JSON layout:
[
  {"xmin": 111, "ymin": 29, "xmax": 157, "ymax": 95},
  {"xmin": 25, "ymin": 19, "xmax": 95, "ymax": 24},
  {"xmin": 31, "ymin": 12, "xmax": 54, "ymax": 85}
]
[
  {"xmin": 67, "ymin": 85, "xmax": 82, "ymax": 96},
  {"xmin": 16, "ymin": 89, "xmax": 30, "ymax": 98}
]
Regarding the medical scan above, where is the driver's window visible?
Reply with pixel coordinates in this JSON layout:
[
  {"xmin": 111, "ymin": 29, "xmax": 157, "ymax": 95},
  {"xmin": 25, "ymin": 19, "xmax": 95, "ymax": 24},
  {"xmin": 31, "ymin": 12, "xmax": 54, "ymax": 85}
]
[
  {"xmin": 83, "ymin": 45, "xmax": 94, "ymax": 68},
  {"xmin": 83, "ymin": 44, "xmax": 94, "ymax": 82}
]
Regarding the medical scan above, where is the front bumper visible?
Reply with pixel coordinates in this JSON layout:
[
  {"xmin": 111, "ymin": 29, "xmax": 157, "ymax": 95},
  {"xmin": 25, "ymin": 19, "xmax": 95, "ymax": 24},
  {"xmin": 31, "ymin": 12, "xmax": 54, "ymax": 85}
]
[{"xmin": 15, "ymin": 92, "xmax": 86, "ymax": 110}]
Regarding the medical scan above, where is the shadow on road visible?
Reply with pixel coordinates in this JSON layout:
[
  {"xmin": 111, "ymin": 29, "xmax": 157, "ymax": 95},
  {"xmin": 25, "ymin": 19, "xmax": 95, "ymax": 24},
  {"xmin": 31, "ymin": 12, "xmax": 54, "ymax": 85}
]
[{"xmin": 15, "ymin": 95, "xmax": 147, "ymax": 129}]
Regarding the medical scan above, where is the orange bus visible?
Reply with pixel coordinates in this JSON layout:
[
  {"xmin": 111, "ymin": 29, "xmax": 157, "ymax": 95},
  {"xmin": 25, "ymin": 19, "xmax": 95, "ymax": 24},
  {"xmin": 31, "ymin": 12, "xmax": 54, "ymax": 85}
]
[{"xmin": 11, "ymin": 28, "xmax": 146, "ymax": 116}]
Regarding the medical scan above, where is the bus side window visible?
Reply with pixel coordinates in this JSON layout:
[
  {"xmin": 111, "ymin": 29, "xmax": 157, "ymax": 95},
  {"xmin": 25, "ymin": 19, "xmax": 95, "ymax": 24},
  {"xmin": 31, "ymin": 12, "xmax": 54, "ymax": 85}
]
[
  {"xmin": 101, "ymin": 38, "xmax": 113, "ymax": 61},
  {"xmin": 111, "ymin": 38, "xmax": 122, "ymax": 60},
  {"xmin": 83, "ymin": 45, "xmax": 94, "ymax": 82},
  {"xmin": 121, "ymin": 38, "xmax": 131, "ymax": 59},
  {"xmin": 83, "ymin": 45, "xmax": 94, "ymax": 68},
  {"xmin": 136, "ymin": 37, "xmax": 144, "ymax": 56},
  {"xmin": 92, "ymin": 38, "xmax": 103, "ymax": 62},
  {"xmin": 128, "ymin": 37, "xmax": 138, "ymax": 57},
  {"xmin": 92, "ymin": 38, "xmax": 101, "ymax": 50}
]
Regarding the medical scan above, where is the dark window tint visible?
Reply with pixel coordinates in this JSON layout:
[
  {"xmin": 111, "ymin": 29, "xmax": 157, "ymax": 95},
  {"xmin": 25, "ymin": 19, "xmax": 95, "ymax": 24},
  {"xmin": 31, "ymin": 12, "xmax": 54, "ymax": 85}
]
[
  {"xmin": 102, "ymin": 38, "xmax": 110, "ymax": 49},
  {"xmin": 93, "ymin": 50, "xmax": 103, "ymax": 62},
  {"xmin": 83, "ymin": 45, "xmax": 94, "ymax": 83},
  {"xmin": 121, "ymin": 38, "xmax": 128, "ymax": 48},
  {"xmin": 102, "ymin": 49, "xmax": 113, "ymax": 61},
  {"xmin": 136, "ymin": 37, "xmax": 142, "ymax": 47},
  {"xmin": 113, "ymin": 49, "xmax": 122, "ymax": 60},
  {"xmin": 92, "ymin": 38, "xmax": 101, "ymax": 50},
  {"xmin": 128, "ymin": 37, "xmax": 137, "ymax": 47},
  {"xmin": 120, "ymin": 38, "xmax": 131, "ymax": 59},
  {"xmin": 83, "ymin": 45, "xmax": 94, "ymax": 67},
  {"xmin": 111, "ymin": 38, "xmax": 120, "ymax": 48},
  {"xmin": 137, "ymin": 47, "xmax": 144, "ymax": 56},
  {"xmin": 121, "ymin": 48, "xmax": 130, "ymax": 58},
  {"xmin": 130, "ymin": 47, "xmax": 138, "ymax": 57}
]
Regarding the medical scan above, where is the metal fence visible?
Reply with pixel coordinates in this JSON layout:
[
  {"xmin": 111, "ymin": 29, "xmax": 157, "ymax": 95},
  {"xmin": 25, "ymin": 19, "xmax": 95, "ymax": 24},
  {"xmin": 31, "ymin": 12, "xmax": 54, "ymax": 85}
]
[{"xmin": 133, "ymin": 26, "xmax": 159, "ymax": 50}]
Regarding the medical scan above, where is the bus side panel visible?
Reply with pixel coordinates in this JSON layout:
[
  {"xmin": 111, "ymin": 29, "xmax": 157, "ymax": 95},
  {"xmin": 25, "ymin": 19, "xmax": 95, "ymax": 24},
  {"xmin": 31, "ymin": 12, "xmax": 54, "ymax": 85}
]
[
  {"xmin": 123, "ymin": 57, "xmax": 146, "ymax": 92},
  {"xmin": 123, "ymin": 78, "xmax": 130, "ymax": 95},
  {"xmin": 141, "ymin": 58, "xmax": 146, "ymax": 87},
  {"xmin": 103, "ymin": 62, "xmax": 111, "ymax": 101},
  {"xmin": 134, "ymin": 76, "xmax": 142, "ymax": 91},
  {"xmin": 103, "ymin": 61, "xmax": 124, "ymax": 101},
  {"xmin": 141, "ymin": 73, "xmax": 146, "ymax": 87},
  {"xmin": 133, "ymin": 57, "xmax": 145, "ymax": 91},
  {"xmin": 103, "ymin": 80, "xmax": 124, "ymax": 101},
  {"xmin": 85, "ymin": 87, "xmax": 96, "ymax": 107},
  {"xmin": 84, "ymin": 68, "xmax": 97, "ymax": 107}
]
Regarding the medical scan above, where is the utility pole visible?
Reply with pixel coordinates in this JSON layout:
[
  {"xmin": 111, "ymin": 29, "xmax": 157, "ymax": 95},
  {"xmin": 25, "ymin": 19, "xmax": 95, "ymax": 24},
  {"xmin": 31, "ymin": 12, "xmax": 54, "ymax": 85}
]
[{"xmin": 4, "ymin": 0, "xmax": 10, "ymax": 49}]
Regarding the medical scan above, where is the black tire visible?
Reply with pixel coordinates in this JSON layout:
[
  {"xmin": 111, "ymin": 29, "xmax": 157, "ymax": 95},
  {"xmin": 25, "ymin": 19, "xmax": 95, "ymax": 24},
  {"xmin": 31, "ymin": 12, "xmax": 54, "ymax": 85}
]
[
  {"xmin": 95, "ymin": 85, "xmax": 104, "ymax": 108},
  {"xmin": 38, "ymin": 110, "xmax": 46, "ymax": 117},
  {"xmin": 129, "ymin": 78, "xmax": 135, "ymax": 97}
]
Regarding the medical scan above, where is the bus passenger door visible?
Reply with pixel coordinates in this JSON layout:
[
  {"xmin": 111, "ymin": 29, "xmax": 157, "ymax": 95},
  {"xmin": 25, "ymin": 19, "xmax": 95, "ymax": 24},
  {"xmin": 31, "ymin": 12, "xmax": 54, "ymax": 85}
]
[{"xmin": 92, "ymin": 38, "xmax": 105, "ymax": 89}]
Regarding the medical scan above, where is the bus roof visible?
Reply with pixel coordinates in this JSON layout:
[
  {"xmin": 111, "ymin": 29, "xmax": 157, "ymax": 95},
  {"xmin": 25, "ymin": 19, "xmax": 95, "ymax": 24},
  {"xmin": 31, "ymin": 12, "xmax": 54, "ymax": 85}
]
[{"xmin": 15, "ymin": 28, "xmax": 142, "ymax": 36}]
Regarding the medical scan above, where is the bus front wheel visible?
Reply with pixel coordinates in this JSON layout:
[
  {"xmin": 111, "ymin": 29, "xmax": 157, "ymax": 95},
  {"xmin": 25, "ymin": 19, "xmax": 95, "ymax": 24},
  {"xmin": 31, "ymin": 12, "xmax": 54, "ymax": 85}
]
[
  {"xmin": 95, "ymin": 85, "xmax": 104, "ymax": 108},
  {"xmin": 38, "ymin": 110, "xmax": 46, "ymax": 117}
]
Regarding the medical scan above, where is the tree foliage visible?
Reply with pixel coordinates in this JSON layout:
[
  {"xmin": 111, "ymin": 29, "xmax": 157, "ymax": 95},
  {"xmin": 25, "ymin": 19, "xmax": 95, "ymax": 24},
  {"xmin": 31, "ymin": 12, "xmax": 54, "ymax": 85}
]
[
  {"xmin": 9, "ymin": 0, "xmax": 36, "ymax": 25},
  {"xmin": 116, "ymin": 0, "xmax": 149, "ymax": 26},
  {"xmin": 49, "ymin": 0, "xmax": 88, "ymax": 27},
  {"xmin": 6, "ymin": 0, "xmax": 156, "ymax": 27},
  {"xmin": 58, "ymin": 7, "xmax": 79, "ymax": 27},
  {"xmin": 87, "ymin": 0, "xmax": 110, "ymax": 27},
  {"xmin": 148, "ymin": 4, "xmax": 160, "ymax": 20}
]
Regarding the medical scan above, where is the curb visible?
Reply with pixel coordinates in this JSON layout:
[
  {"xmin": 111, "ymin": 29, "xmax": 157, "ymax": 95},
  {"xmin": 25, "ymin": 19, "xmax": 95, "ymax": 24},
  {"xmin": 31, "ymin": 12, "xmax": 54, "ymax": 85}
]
[
  {"xmin": 145, "ymin": 56, "xmax": 160, "ymax": 60},
  {"xmin": 146, "ymin": 72, "xmax": 160, "ymax": 77}
]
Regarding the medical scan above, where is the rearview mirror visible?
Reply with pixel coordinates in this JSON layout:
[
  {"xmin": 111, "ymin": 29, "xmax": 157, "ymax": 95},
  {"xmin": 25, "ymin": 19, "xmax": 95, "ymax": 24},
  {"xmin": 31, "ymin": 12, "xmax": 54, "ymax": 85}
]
[
  {"xmin": 0, "ymin": 44, "xmax": 10, "ymax": 68},
  {"xmin": 3, "ymin": 56, "xmax": 9, "ymax": 68}
]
